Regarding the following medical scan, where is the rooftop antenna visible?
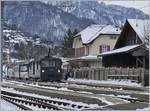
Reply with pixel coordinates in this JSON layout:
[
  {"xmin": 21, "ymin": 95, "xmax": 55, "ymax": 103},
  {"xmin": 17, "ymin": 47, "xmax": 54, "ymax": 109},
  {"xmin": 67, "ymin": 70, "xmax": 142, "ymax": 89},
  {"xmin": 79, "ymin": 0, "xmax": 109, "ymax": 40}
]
[{"xmin": 0, "ymin": 1, "xmax": 4, "ymax": 82}]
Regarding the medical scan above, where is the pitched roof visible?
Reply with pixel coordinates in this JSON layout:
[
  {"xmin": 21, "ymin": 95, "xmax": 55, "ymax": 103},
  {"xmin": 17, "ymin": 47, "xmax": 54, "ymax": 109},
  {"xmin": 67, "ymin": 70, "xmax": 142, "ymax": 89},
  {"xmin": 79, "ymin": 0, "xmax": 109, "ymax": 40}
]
[
  {"xmin": 127, "ymin": 19, "xmax": 149, "ymax": 43},
  {"xmin": 99, "ymin": 44, "xmax": 141, "ymax": 56},
  {"xmin": 75, "ymin": 25, "xmax": 121, "ymax": 44}
]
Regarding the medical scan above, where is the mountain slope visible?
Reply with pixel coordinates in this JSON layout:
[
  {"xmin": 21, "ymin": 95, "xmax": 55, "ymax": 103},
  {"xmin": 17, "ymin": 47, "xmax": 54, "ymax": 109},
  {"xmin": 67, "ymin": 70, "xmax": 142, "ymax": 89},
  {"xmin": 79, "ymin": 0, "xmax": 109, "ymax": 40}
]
[
  {"xmin": 3, "ymin": 1, "xmax": 148, "ymax": 42},
  {"xmin": 4, "ymin": 1, "xmax": 94, "ymax": 42},
  {"xmin": 58, "ymin": 1, "xmax": 148, "ymax": 26}
]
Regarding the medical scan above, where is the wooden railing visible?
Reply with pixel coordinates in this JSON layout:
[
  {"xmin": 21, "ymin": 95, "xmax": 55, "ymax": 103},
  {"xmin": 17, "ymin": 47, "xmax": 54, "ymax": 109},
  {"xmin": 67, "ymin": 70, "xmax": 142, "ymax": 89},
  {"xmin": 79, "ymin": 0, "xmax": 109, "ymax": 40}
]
[{"xmin": 73, "ymin": 67, "xmax": 149, "ymax": 86}]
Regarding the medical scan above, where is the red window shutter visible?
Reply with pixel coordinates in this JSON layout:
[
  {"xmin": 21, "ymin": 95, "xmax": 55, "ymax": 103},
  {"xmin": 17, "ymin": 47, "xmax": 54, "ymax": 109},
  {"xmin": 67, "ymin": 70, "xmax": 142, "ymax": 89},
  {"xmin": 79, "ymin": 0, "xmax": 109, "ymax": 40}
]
[
  {"xmin": 99, "ymin": 45, "xmax": 102, "ymax": 53},
  {"xmin": 80, "ymin": 47, "xmax": 81, "ymax": 56},
  {"xmin": 79, "ymin": 48, "xmax": 80, "ymax": 57},
  {"xmin": 83, "ymin": 47, "xmax": 85, "ymax": 56}
]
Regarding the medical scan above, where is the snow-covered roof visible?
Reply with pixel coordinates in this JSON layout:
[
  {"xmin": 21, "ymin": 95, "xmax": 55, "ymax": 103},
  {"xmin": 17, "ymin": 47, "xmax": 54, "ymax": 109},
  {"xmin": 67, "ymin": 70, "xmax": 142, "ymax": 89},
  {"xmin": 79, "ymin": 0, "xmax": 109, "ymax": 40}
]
[
  {"xmin": 127, "ymin": 19, "xmax": 150, "ymax": 43},
  {"xmin": 99, "ymin": 44, "xmax": 141, "ymax": 56},
  {"xmin": 79, "ymin": 55, "xmax": 98, "ymax": 60},
  {"xmin": 71, "ymin": 55, "xmax": 99, "ymax": 61},
  {"xmin": 75, "ymin": 25, "xmax": 121, "ymax": 44}
]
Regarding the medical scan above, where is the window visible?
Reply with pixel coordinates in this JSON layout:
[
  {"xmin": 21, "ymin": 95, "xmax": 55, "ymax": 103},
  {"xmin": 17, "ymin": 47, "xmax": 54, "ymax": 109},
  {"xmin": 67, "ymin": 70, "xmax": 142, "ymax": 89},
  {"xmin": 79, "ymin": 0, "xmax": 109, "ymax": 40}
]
[
  {"xmin": 99, "ymin": 45, "xmax": 110, "ymax": 53},
  {"xmin": 41, "ymin": 60, "xmax": 56, "ymax": 67},
  {"xmin": 41, "ymin": 60, "xmax": 49, "ymax": 67},
  {"xmin": 20, "ymin": 65, "xmax": 28, "ymax": 72},
  {"xmin": 49, "ymin": 61, "xmax": 55, "ymax": 67}
]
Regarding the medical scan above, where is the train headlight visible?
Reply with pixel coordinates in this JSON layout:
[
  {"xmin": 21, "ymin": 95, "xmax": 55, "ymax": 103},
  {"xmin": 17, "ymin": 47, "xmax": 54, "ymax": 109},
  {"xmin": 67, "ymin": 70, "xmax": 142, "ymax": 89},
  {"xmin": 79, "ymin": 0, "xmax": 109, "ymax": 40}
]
[
  {"xmin": 58, "ymin": 69, "xmax": 60, "ymax": 73},
  {"xmin": 42, "ymin": 70, "xmax": 45, "ymax": 72}
]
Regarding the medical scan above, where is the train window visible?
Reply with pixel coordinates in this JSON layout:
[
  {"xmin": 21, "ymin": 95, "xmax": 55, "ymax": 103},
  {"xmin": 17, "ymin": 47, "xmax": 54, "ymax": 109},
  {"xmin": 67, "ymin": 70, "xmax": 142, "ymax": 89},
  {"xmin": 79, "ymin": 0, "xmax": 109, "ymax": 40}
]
[
  {"xmin": 20, "ymin": 65, "xmax": 28, "ymax": 72},
  {"xmin": 41, "ymin": 60, "xmax": 49, "ymax": 67},
  {"xmin": 49, "ymin": 61, "xmax": 55, "ymax": 67},
  {"xmin": 55, "ymin": 60, "xmax": 61, "ymax": 67},
  {"xmin": 41, "ymin": 60, "xmax": 55, "ymax": 67}
]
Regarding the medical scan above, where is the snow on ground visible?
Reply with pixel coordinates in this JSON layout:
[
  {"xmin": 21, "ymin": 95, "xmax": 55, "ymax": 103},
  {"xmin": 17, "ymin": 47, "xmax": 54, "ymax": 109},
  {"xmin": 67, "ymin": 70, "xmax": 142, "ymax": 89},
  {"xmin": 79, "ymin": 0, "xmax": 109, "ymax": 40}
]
[
  {"xmin": 136, "ymin": 107, "xmax": 150, "ymax": 111},
  {"xmin": 76, "ymin": 91, "xmax": 93, "ymax": 94},
  {"xmin": 1, "ymin": 87, "xmax": 100, "ymax": 110},
  {"xmin": 3, "ymin": 79, "xmax": 74, "ymax": 92},
  {"xmin": 117, "ymin": 95, "xmax": 137, "ymax": 99},
  {"xmin": 68, "ymin": 78, "xmax": 142, "ymax": 87},
  {"xmin": 97, "ymin": 97, "xmax": 114, "ymax": 105},
  {"xmin": 100, "ymin": 94, "xmax": 137, "ymax": 100},
  {"xmin": 1, "ymin": 99, "xmax": 20, "ymax": 111}
]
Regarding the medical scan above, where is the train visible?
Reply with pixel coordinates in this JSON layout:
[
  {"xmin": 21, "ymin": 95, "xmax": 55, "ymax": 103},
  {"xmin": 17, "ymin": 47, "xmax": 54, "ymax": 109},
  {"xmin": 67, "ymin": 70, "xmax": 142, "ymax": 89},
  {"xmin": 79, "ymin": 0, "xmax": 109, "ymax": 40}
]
[{"xmin": 7, "ymin": 55, "xmax": 63, "ymax": 81}]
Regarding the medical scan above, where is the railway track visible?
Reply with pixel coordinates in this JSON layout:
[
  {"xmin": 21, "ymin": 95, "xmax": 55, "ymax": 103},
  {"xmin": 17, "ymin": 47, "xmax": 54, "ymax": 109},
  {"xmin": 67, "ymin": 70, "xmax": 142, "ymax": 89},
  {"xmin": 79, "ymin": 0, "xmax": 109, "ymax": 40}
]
[
  {"xmin": 2, "ymin": 79, "xmax": 149, "ymax": 110},
  {"xmin": 2, "ymin": 97, "xmax": 32, "ymax": 110},
  {"xmin": 33, "ymin": 84, "xmax": 148, "ymax": 103},
  {"xmin": 1, "ymin": 90, "xmax": 94, "ymax": 110},
  {"xmin": 3, "ymin": 79, "xmax": 149, "ymax": 103},
  {"xmin": 23, "ymin": 82, "xmax": 149, "ymax": 103},
  {"xmin": 5, "ymin": 78, "xmax": 147, "ymax": 92}
]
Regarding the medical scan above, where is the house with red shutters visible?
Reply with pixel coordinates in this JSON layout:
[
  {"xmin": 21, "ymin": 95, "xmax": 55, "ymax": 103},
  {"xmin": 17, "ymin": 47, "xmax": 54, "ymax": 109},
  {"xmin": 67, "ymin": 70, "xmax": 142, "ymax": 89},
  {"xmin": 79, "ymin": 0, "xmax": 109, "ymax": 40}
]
[{"xmin": 71, "ymin": 24, "xmax": 121, "ymax": 68}]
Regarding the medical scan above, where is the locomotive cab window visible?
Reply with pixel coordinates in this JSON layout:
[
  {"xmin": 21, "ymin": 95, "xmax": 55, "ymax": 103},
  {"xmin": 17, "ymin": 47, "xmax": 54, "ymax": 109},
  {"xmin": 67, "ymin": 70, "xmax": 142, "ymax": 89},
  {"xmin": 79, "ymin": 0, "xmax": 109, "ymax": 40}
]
[
  {"xmin": 41, "ymin": 60, "xmax": 49, "ymax": 67},
  {"xmin": 20, "ymin": 65, "xmax": 28, "ymax": 72},
  {"xmin": 49, "ymin": 60, "xmax": 55, "ymax": 67},
  {"xmin": 41, "ymin": 60, "xmax": 56, "ymax": 67}
]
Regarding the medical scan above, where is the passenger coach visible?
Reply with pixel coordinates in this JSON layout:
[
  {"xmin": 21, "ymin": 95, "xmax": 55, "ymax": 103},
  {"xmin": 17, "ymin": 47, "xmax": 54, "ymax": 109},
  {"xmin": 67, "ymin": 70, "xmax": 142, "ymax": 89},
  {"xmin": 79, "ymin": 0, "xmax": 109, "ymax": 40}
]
[{"xmin": 8, "ymin": 56, "xmax": 63, "ymax": 81}]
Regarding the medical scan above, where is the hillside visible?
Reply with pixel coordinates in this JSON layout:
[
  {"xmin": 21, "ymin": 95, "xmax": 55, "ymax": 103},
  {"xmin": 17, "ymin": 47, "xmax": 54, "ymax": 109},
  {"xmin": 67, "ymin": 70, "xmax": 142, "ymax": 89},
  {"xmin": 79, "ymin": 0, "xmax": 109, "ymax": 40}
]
[{"xmin": 3, "ymin": 1, "xmax": 148, "ymax": 43}]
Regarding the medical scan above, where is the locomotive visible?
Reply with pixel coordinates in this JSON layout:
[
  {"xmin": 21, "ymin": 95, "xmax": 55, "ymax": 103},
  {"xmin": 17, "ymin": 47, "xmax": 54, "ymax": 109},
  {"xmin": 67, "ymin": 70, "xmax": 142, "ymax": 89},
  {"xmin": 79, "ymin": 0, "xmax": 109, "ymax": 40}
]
[
  {"xmin": 40, "ymin": 56, "xmax": 62, "ymax": 81},
  {"xmin": 7, "ymin": 54, "xmax": 63, "ymax": 81}
]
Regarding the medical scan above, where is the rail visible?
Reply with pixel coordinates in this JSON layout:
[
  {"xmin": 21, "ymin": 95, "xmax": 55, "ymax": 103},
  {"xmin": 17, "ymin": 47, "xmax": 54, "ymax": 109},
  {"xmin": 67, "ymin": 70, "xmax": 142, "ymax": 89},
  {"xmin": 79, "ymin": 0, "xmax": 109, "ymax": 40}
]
[{"xmin": 1, "ymin": 90, "xmax": 90, "ymax": 110}]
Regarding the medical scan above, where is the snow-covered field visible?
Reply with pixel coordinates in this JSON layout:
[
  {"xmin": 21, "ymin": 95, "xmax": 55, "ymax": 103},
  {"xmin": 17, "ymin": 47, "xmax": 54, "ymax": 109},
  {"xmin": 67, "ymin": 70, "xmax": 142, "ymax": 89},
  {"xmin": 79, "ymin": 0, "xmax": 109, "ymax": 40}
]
[
  {"xmin": 136, "ymin": 107, "xmax": 150, "ymax": 111},
  {"xmin": 68, "ymin": 78, "xmax": 143, "ymax": 87}
]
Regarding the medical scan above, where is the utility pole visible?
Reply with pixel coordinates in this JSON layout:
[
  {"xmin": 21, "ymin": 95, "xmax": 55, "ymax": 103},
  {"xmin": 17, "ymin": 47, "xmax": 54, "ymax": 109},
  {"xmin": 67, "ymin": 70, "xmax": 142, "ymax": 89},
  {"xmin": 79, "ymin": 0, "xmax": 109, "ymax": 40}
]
[{"xmin": 0, "ymin": 1, "xmax": 4, "ymax": 82}]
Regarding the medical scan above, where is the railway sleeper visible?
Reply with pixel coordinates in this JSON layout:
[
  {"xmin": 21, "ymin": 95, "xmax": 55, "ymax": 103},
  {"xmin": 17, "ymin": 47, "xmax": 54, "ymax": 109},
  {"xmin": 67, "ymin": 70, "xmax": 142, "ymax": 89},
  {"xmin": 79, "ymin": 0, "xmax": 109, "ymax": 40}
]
[
  {"xmin": 2, "ymin": 96, "xmax": 32, "ymax": 110},
  {"xmin": 2, "ymin": 90, "xmax": 91, "ymax": 110},
  {"xmin": 2, "ymin": 94, "xmax": 62, "ymax": 110}
]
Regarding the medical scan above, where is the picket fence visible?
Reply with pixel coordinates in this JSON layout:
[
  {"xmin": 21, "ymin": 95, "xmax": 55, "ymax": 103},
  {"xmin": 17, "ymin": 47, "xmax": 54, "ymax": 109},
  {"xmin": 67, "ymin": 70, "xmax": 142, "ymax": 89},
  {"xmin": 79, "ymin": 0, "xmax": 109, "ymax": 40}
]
[{"xmin": 73, "ymin": 67, "xmax": 149, "ymax": 86}]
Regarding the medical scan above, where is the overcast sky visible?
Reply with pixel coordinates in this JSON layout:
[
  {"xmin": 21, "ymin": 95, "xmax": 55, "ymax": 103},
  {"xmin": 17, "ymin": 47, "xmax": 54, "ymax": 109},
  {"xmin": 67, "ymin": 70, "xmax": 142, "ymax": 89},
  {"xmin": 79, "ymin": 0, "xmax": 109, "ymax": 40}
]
[{"xmin": 101, "ymin": 0, "xmax": 149, "ymax": 15}]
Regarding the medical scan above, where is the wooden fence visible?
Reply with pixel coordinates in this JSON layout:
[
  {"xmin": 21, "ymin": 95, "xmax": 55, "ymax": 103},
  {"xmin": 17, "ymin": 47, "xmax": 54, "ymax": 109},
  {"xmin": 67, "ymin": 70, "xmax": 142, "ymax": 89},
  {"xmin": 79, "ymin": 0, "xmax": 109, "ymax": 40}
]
[{"xmin": 73, "ymin": 67, "xmax": 149, "ymax": 86}]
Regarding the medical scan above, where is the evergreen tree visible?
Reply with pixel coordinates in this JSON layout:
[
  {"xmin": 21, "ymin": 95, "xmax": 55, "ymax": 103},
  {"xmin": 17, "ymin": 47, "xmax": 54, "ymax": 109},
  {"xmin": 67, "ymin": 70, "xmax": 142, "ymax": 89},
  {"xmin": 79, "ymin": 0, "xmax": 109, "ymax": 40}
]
[{"xmin": 62, "ymin": 29, "xmax": 78, "ymax": 57}]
